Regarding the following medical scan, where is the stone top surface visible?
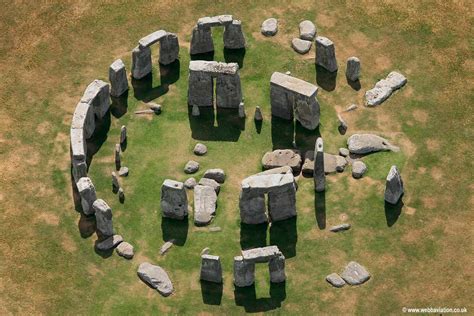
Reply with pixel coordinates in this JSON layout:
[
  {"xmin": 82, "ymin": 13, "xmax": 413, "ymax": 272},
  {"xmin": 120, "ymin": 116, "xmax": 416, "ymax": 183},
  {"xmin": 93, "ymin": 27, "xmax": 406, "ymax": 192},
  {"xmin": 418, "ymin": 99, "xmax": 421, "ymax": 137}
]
[
  {"xmin": 241, "ymin": 246, "xmax": 281, "ymax": 262},
  {"xmin": 138, "ymin": 30, "xmax": 167, "ymax": 47},
  {"xmin": 80, "ymin": 80, "xmax": 109, "ymax": 104},
  {"xmin": 315, "ymin": 36, "xmax": 334, "ymax": 47},
  {"xmin": 163, "ymin": 179, "xmax": 184, "ymax": 190},
  {"xmin": 270, "ymin": 72, "xmax": 318, "ymax": 97},
  {"xmin": 197, "ymin": 15, "xmax": 233, "ymax": 27},
  {"xmin": 201, "ymin": 254, "xmax": 220, "ymax": 260},
  {"xmin": 189, "ymin": 60, "xmax": 239, "ymax": 75},
  {"xmin": 241, "ymin": 172, "xmax": 294, "ymax": 190},
  {"xmin": 110, "ymin": 59, "xmax": 125, "ymax": 71}
]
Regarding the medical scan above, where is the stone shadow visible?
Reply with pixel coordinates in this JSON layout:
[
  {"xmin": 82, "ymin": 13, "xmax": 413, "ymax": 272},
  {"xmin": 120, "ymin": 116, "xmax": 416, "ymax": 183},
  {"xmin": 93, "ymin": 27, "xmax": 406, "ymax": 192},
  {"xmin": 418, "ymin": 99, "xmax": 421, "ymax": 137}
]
[
  {"xmin": 190, "ymin": 51, "xmax": 215, "ymax": 61},
  {"xmin": 269, "ymin": 217, "xmax": 297, "ymax": 259},
  {"xmin": 254, "ymin": 119, "xmax": 262, "ymax": 134},
  {"xmin": 271, "ymin": 116, "xmax": 294, "ymax": 150},
  {"xmin": 234, "ymin": 282, "xmax": 286, "ymax": 313},
  {"xmin": 315, "ymin": 191, "xmax": 326, "ymax": 229},
  {"xmin": 110, "ymin": 91, "xmax": 128, "ymax": 119},
  {"xmin": 240, "ymin": 222, "xmax": 268, "ymax": 250},
  {"xmin": 201, "ymin": 280, "xmax": 223, "ymax": 305},
  {"xmin": 315, "ymin": 65, "xmax": 337, "ymax": 92},
  {"xmin": 161, "ymin": 216, "xmax": 189, "ymax": 246},
  {"xmin": 347, "ymin": 78, "xmax": 361, "ymax": 91},
  {"xmin": 385, "ymin": 199, "xmax": 403, "ymax": 227},
  {"xmin": 188, "ymin": 107, "xmax": 244, "ymax": 142},
  {"xmin": 224, "ymin": 47, "xmax": 246, "ymax": 69},
  {"xmin": 77, "ymin": 213, "xmax": 96, "ymax": 239},
  {"xmin": 294, "ymin": 122, "xmax": 320, "ymax": 159}
]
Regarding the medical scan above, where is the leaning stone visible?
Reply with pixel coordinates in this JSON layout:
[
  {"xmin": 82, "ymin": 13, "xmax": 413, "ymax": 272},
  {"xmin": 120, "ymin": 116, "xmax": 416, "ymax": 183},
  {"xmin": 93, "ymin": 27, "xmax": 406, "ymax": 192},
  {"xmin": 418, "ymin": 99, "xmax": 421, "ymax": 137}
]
[
  {"xmin": 299, "ymin": 20, "xmax": 317, "ymax": 41},
  {"xmin": 193, "ymin": 143, "xmax": 207, "ymax": 156},
  {"xmin": 118, "ymin": 166, "xmax": 129, "ymax": 177},
  {"xmin": 161, "ymin": 180, "xmax": 188, "ymax": 219},
  {"xmin": 192, "ymin": 104, "xmax": 200, "ymax": 116},
  {"xmin": 329, "ymin": 223, "xmax": 351, "ymax": 232},
  {"xmin": 93, "ymin": 199, "xmax": 114, "ymax": 237},
  {"xmin": 198, "ymin": 178, "xmax": 220, "ymax": 195},
  {"xmin": 337, "ymin": 114, "xmax": 348, "ymax": 135},
  {"xmin": 254, "ymin": 106, "xmax": 263, "ymax": 121},
  {"xmin": 137, "ymin": 262, "xmax": 174, "ymax": 296},
  {"xmin": 200, "ymin": 254, "xmax": 223, "ymax": 283},
  {"xmin": 385, "ymin": 165, "xmax": 404, "ymax": 204},
  {"xmin": 116, "ymin": 241, "xmax": 134, "ymax": 259},
  {"xmin": 76, "ymin": 177, "xmax": 97, "ymax": 215},
  {"xmin": 234, "ymin": 256, "xmax": 255, "ymax": 287},
  {"xmin": 352, "ymin": 161, "xmax": 367, "ymax": 179},
  {"xmin": 346, "ymin": 57, "xmax": 360, "ymax": 81},
  {"xmin": 315, "ymin": 36, "xmax": 338, "ymax": 72},
  {"xmin": 261, "ymin": 18, "xmax": 278, "ymax": 36},
  {"xmin": 241, "ymin": 245, "xmax": 281, "ymax": 263},
  {"xmin": 118, "ymin": 187, "xmax": 125, "ymax": 203},
  {"xmin": 261, "ymin": 149, "xmax": 302, "ymax": 174},
  {"xmin": 114, "ymin": 144, "xmax": 121, "ymax": 171},
  {"xmin": 184, "ymin": 160, "xmax": 200, "ymax": 174},
  {"xmin": 347, "ymin": 134, "xmax": 399, "ymax": 154},
  {"xmin": 203, "ymin": 168, "xmax": 226, "ymax": 184},
  {"xmin": 120, "ymin": 125, "xmax": 127, "ymax": 146},
  {"xmin": 194, "ymin": 185, "xmax": 217, "ymax": 226},
  {"xmin": 159, "ymin": 241, "xmax": 174, "ymax": 255},
  {"xmin": 326, "ymin": 273, "xmax": 346, "ymax": 288},
  {"xmin": 292, "ymin": 38, "xmax": 312, "ymax": 54},
  {"xmin": 314, "ymin": 137, "xmax": 325, "ymax": 192},
  {"xmin": 339, "ymin": 148, "xmax": 350, "ymax": 157},
  {"xmin": 269, "ymin": 254, "xmax": 286, "ymax": 283},
  {"xmin": 109, "ymin": 59, "xmax": 128, "ymax": 97},
  {"xmin": 184, "ymin": 177, "xmax": 197, "ymax": 189},
  {"xmin": 112, "ymin": 172, "xmax": 120, "ymax": 193},
  {"xmin": 96, "ymin": 234, "xmax": 123, "ymax": 251},
  {"xmin": 238, "ymin": 102, "xmax": 246, "ymax": 118},
  {"xmin": 341, "ymin": 261, "xmax": 371, "ymax": 285}
]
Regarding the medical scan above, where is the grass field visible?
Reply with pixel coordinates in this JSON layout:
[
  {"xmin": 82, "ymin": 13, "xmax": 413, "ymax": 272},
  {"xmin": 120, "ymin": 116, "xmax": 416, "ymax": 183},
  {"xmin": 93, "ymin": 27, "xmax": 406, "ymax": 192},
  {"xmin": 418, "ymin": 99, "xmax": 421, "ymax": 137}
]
[{"xmin": 1, "ymin": 1, "xmax": 473, "ymax": 314}]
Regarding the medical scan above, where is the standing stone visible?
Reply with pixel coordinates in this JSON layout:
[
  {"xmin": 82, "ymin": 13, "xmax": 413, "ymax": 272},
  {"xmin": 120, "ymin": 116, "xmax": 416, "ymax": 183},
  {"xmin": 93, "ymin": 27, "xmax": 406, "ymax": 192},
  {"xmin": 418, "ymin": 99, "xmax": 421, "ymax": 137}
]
[
  {"xmin": 340, "ymin": 261, "xmax": 371, "ymax": 285},
  {"xmin": 268, "ymin": 181, "xmax": 297, "ymax": 221},
  {"xmin": 188, "ymin": 66, "xmax": 214, "ymax": 107},
  {"xmin": 299, "ymin": 20, "xmax": 317, "ymax": 41},
  {"xmin": 137, "ymin": 262, "xmax": 174, "ymax": 296},
  {"xmin": 190, "ymin": 26, "xmax": 214, "ymax": 55},
  {"xmin": 71, "ymin": 101, "xmax": 95, "ymax": 139},
  {"xmin": 384, "ymin": 165, "xmax": 404, "ymax": 204},
  {"xmin": 239, "ymin": 190, "xmax": 267, "ymax": 224},
  {"xmin": 254, "ymin": 106, "xmax": 263, "ymax": 121},
  {"xmin": 314, "ymin": 138, "xmax": 325, "ymax": 192},
  {"xmin": 337, "ymin": 114, "xmax": 348, "ymax": 135},
  {"xmin": 194, "ymin": 143, "xmax": 208, "ymax": 155},
  {"xmin": 224, "ymin": 20, "xmax": 246, "ymax": 49},
  {"xmin": 352, "ymin": 161, "xmax": 367, "ymax": 179},
  {"xmin": 261, "ymin": 18, "xmax": 278, "ymax": 36},
  {"xmin": 291, "ymin": 38, "xmax": 312, "ymax": 54},
  {"xmin": 114, "ymin": 144, "xmax": 121, "ymax": 171},
  {"xmin": 131, "ymin": 46, "xmax": 152, "ymax": 79},
  {"xmin": 159, "ymin": 33, "xmax": 179, "ymax": 65},
  {"xmin": 112, "ymin": 172, "xmax": 120, "ymax": 193},
  {"xmin": 118, "ymin": 187, "xmax": 125, "ymax": 203},
  {"xmin": 269, "ymin": 254, "xmax": 286, "ymax": 283},
  {"xmin": 109, "ymin": 59, "xmax": 128, "ymax": 97},
  {"xmin": 216, "ymin": 72, "xmax": 242, "ymax": 109},
  {"xmin": 194, "ymin": 185, "xmax": 217, "ymax": 226},
  {"xmin": 200, "ymin": 254, "xmax": 223, "ymax": 283},
  {"xmin": 93, "ymin": 199, "xmax": 114, "ymax": 237},
  {"xmin": 192, "ymin": 104, "xmax": 200, "ymax": 116},
  {"xmin": 120, "ymin": 126, "xmax": 127, "ymax": 146},
  {"xmin": 80, "ymin": 79, "xmax": 111, "ymax": 119},
  {"xmin": 76, "ymin": 177, "xmax": 97, "ymax": 216},
  {"xmin": 233, "ymin": 256, "xmax": 255, "ymax": 287},
  {"xmin": 326, "ymin": 273, "xmax": 346, "ymax": 288},
  {"xmin": 238, "ymin": 102, "xmax": 246, "ymax": 118},
  {"xmin": 161, "ymin": 179, "xmax": 188, "ymax": 219},
  {"xmin": 203, "ymin": 168, "xmax": 226, "ymax": 183},
  {"xmin": 346, "ymin": 57, "xmax": 361, "ymax": 81},
  {"xmin": 315, "ymin": 36, "xmax": 338, "ymax": 72},
  {"xmin": 116, "ymin": 241, "xmax": 134, "ymax": 259}
]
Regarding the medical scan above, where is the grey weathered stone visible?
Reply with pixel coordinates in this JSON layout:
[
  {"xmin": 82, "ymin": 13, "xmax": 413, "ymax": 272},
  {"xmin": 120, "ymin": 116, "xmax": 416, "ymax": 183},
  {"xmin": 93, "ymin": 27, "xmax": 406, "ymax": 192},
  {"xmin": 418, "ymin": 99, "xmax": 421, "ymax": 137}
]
[
  {"xmin": 118, "ymin": 187, "xmax": 125, "ymax": 203},
  {"xmin": 81, "ymin": 79, "xmax": 111, "ymax": 119},
  {"xmin": 188, "ymin": 67, "xmax": 213, "ymax": 107},
  {"xmin": 224, "ymin": 20, "xmax": 246, "ymax": 49},
  {"xmin": 346, "ymin": 57, "xmax": 360, "ymax": 82},
  {"xmin": 242, "ymin": 245, "xmax": 281, "ymax": 263},
  {"xmin": 329, "ymin": 223, "xmax": 351, "ymax": 232},
  {"xmin": 72, "ymin": 159, "xmax": 87, "ymax": 184},
  {"xmin": 385, "ymin": 165, "xmax": 404, "ymax": 204},
  {"xmin": 159, "ymin": 33, "xmax": 179, "ymax": 65},
  {"xmin": 161, "ymin": 179, "xmax": 188, "ymax": 219},
  {"xmin": 114, "ymin": 144, "xmax": 121, "ymax": 171},
  {"xmin": 269, "ymin": 253, "xmax": 286, "ymax": 283},
  {"xmin": 93, "ymin": 199, "xmax": 114, "ymax": 237},
  {"xmin": 216, "ymin": 72, "xmax": 242, "ymax": 109},
  {"xmin": 314, "ymin": 138, "xmax": 325, "ymax": 192},
  {"xmin": 238, "ymin": 102, "xmax": 246, "ymax": 118},
  {"xmin": 268, "ymin": 182, "xmax": 297, "ymax": 222},
  {"xmin": 192, "ymin": 104, "xmax": 200, "ymax": 116},
  {"xmin": 137, "ymin": 262, "xmax": 174, "ymax": 296},
  {"xmin": 347, "ymin": 134, "xmax": 399, "ymax": 154},
  {"xmin": 233, "ymin": 256, "xmax": 255, "ymax": 287},
  {"xmin": 159, "ymin": 240, "xmax": 174, "ymax": 255},
  {"xmin": 193, "ymin": 143, "xmax": 207, "ymax": 155},
  {"xmin": 71, "ymin": 102, "xmax": 95, "ymax": 139},
  {"xmin": 118, "ymin": 166, "xmax": 129, "ymax": 177},
  {"xmin": 203, "ymin": 168, "xmax": 226, "ymax": 183},
  {"xmin": 365, "ymin": 71, "xmax": 407, "ymax": 106},
  {"xmin": 291, "ymin": 38, "xmax": 312, "ymax": 54},
  {"xmin": 254, "ymin": 106, "xmax": 263, "ymax": 121},
  {"xmin": 112, "ymin": 171, "xmax": 120, "ymax": 193},
  {"xmin": 261, "ymin": 149, "xmax": 302, "ymax": 174},
  {"xmin": 109, "ymin": 59, "xmax": 128, "ymax": 97},
  {"xmin": 148, "ymin": 102, "xmax": 162, "ymax": 114},
  {"xmin": 239, "ymin": 190, "xmax": 267, "ymax": 224},
  {"xmin": 299, "ymin": 20, "xmax": 316, "ymax": 41},
  {"xmin": 96, "ymin": 234, "xmax": 123, "ymax": 251},
  {"xmin": 70, "ymin": 128, "xmax": 86, "ymax": 166},
  {"xmin": 197, "ymin": 15, "xmax": 233, "ymax": 28},
  {"xmin": 339, "ymin": 148, "xmax": 350, "ymax": 157},
  {"xmin": 131, "ymin": 46, "xmax": 152, "ymax": 80},
  {"xmin": 138, "ymin": 30, "xmax": 167, "ymax": 48},
  {"xmin": 201, "ymin": 247, "xmax": 211, "ymax": 255},
  {"xmin": 303, "ymin": 151, "xmax": 347, "ymax": 175},
  {"xmin": 270, "ymin": 72, "xmax": 320, "ymax": 130},
  {"xmin": 116, "ymin": 241, "xmax": 134, "ymax": 259},
  {"xmin": 261, "ymin": 18, "xmax": 278, "ymax": 36},
  {"xmin": 190, "ymin": 26, "xmax": 214, "ymax": 55},
  {"xmin": 194, "ymin": 185, "xmax": 217, "ymax": 226},
  {"xmin": 315, "ymin": 36, "xmax": 338, "ymax": 72},
  {"xmin": 199, "ymin": 178, "xmax": 220, "ymax": 194},
  {"xmin": 341, "ymin": 261, "xmax": 371, "ymax": 285},
  {"xmin": 120, "ymin": 125, "xmax": 127, "ymax": 146},
  {"xmin": 76, "ymin": 177, "xmax": 97, "ymax": 215},
  {"xmin": 200, "ymin": 254, "xmax": 223, "ymax": 283},
  {"xmin": 184, "ymin": 177, "xmax": 197, "ymax": 189},
  {"xmin": 184, "ymin": 160, "xmax": 199, "ymax": 174},
  {"xmin": 326, "ymin": 273, "xmax": 346, "ymax": 287},
  {"xmin": 352, "ymin": 161, "xmax": 367, "ymax": 179},
  {"xmin": 337, "ymin": 114, "xmax": 348, "ymax": 135}
]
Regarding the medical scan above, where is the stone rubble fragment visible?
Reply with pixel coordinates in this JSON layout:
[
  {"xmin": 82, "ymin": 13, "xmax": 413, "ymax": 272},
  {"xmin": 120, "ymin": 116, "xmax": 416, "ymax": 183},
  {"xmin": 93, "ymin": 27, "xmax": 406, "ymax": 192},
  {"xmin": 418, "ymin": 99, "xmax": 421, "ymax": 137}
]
[
  {"xmin": 384, "ymin": 165, "xmax": 404, "ymax": 204},
  {"xmin": 299, "ymin": 20, "xmax": 316, "ymax": 41},
  {"xmin": 365, "ymin": 71, "xmax": 407, "ymax": 106},
  {"xmin": 203, "ymin": 168, "xmax": 226, "ymax": 184},
  {"xmin": 118, "ymin": 166, "xmax": 129, "ymax": 177},
  {"xmin": 201, "ymin": 247, "xmax": 211, "ymax": 255},
  {"xmin": 339, "ymin": 148, "xmax": 350, "ymax": 157},
  {"xmin": 116, "ymin": 241, "xmax": 134, "ymax": 259},
  {"xmin": 337, "ymin": 114, "xmax": 348, "ymax": 135},
  {"xmin": 194, "ymin": 143, "xmax": 208, "ymax": 156},
  {"xmin": 291, "ymin": 38, "xmax": 312, "ymax": 54},
  {"xmin": 159, "ymin": 240, "xmax": 174, "ymax": 255},
  {"xmin": 76, "ymin": 177, "xmax": 97, "ymax": 216},
  {"xmin": 326, "ymin": 273, "xmax": 346, "ymax": 288},
  {"xmin": 96, "ymin": 234, "xmax": 123, "ymax": 251},
  {"xmin": 340, "ymin": 261, "xmax": 371, "ymax": 285},
  {"xmin": 329, "ymin": 223, "xmax": 351, "ymax": 232},
  {"xmin": 261, "ymin": 18, "xmax": 278, "ymax": 36},
  {"xmin": 137, "ymin": 262, "xmax": 174, "ymax": 296},
  {"xmin": 254, "ymin": 106, "xmax": 263, "ymax": 121},
  {"xmin": 352, "ymin": 161, "xmax": 367, "ymax": 179},
  {"xmin": 184, "ymin": 177, "xmax": 197, "ymax": 189},
  {"xmin": 184, "ymin": 160, "xmax": 200, "ymax": 174},
  {"xmin": 194, "ymin": 185, "xmax": 217, "ymax": 226},
  {"xmin": 198, "ymin": 178, "xmax": 220, "ymax": 195},
  {"xmin": 92, "ymin": 199, "xmax": 114, "ymax": 237}
]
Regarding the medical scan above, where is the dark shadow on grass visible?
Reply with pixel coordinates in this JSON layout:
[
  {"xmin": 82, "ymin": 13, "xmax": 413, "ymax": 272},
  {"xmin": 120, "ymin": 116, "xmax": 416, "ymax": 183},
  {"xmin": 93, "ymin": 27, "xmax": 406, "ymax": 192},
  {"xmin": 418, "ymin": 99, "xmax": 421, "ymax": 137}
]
[
  {"xmin": 234, "ymin": 282, "xmax": 286, "ymax": 313},
  {"xmin": 316, "ymin": 65, "xmax": 337, "ymax": 92},
  {"xmin": 315, "ymin": 191, "xmax": 326, "ymax": 229},
  {"xmin": 190, "ymin": 51, "xmax": 215, "ymax": 61},
  {"xmin": 161, "ymin": 216, "xmax": 188, "ymax": 246},
  {"xmin": 224, "ymin": 47, "xmax": 246, "ymax": 69},
  {"xmin": 271, "ymin": 116, "xmax": 294, "ymax": 150},
  {"xmin": 188, "ymin": 106, "xmax": 243, "ymax": 142},
  {"xmin": 255, "ymin": 119, "xmax": 262, "ymax": 134},
  {"xmin": 110, "ymin": 91, "xmax": 128, "ymax": 118},
  {"xmin": 132, "ymin": 60, "xmax": 180, "ymax": 103},
  {"xmin": 78, "ymin": 213, "xmax": 96, "ymax": 238},
  {"xmin": 240, "ymin": 222, "xmax": 268, "ymax": 250},
  {"xmin": 385, "ymin": 198, "xmax": 403, "ymax": 227},
  {"xmin": 294, "ymin": 122, "xmax": 320, "ymax": 159},
  {"xmin": 201, "ymin": 280, "xmax": 223, "ymax": 305},
  {"xmin": 269, "ymin": 217, "xmax": 297, "ymax": 259},
  {"xmin": 347, "ymin": 78, "xmax": 361, "ymax": 91}
]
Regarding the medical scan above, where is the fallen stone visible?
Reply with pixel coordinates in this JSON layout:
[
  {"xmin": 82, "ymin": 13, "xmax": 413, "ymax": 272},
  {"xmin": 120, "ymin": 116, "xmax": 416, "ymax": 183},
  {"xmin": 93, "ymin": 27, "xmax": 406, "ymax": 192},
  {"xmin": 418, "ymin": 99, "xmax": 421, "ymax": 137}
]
[
  {"xmin": 201, "ymin": 247, "xmax": 210, "ymax": 255},
  {"xmin": 184, "ymin": 160, "xmax": 200, "ymax": 174},
  {"xmin": 118, "ymin": 166, "xmax": 129, "ymax": 177},
  {"xmin": 241, "ymin": 245, "xmax": 281, "ymax": 263},
  {"xmin": 299, "ymin": 20, "xmax": 316, "ymax": 41},
  {"xmin": 184, "ymin": 177, "xmax": 197, "ymax": 189},
  {"xmin": 159, "ymin": 241, "xmax": 174, "ymax": 255},
  {"xmin": 93, "ymin": 199, "xmax": 114, "ymax": 237},
  {"xmin": 339, "ymin": 148, "xmax": 350, "ymax": 157},
  {"xmin": 291, "ymin": 38, "xmax": 312, "ymax": 54},
  {"xmin": 352, "ymin": 161, "xmax": 367, "ymax": 179},
  {"xmin": 261, "ymin": 18, "xmax": 278, "ymax": 36},
  {"xmin": 347, "ymin": 134, "xmax": 399, "ymax": 154},
  {"xmin": 345, "ymin": 104, "xmax": 358, "ymax": 112},
  {"xmin": 194, "ymin": 185, "xmax": 217, "ymax": 226},
  {"xmin": 209, "ymin": 226, "xmax": 221, "ymax": 232},
  {"xmin": 341, "ymin": 261, "xmax": 371, "ymax": 285},
  {"xmin": 385, "ymin": 165, "xmax": 404, "ymax": 204},
  {"xmin": 233, "ymin": 256, "xmax": 255, "ymax": 287},
  {"xmin": 262, "ymin": 149, "xmax": 302, "ymax": 174},
  {"xmin": 337, "ymin": 114, "xmax": 348, "ymax": 135},
  {"xmin": 303, "ymin": 151, "xmax": 348, "ymax": 175},
  {"xmin": 254, "ymin": 106, "xmax": 263, "ymax": 121},
  {"xmin": 116, "ymin": 241, "xmax": 134, "ymax": 259},
  {"xmin": 200, "ymin": 254, "xmax": 223, "ymax": 283},
  {"xmin": 194, "ymin": 143, "xmax": 207, "ymax": 156},
  {"xmin": 329, "ymin": 223, "xmax": 351, "ymax": 232},
  {"xmin": 198, "ymin": 178, "xmax": 220, "ymax": 194},
  {"xmin": 346, "ymin": 57, "xmax": 360, "ymax": 82},
  {"xmin": 203, "ymin": 168, "xmax": 226, "ymax": 184},
  {"xmin": 137, "ymin": 262, "xmax": 174, "ymax": 296},
  {"xmin": 161, "ymin": 179, "xmax": 188, "ymax": 219},
  {"xmin": 192, "ymin": 104, "xmax": 200, "ymax": 116},
  {"xmin": 131, "ymin": 46, "xmax": 152, "ymax": 80},
  {"xmin": 315, "ymin": 36, "xmax": 338, "ymax": 72},
  {"xmin": 326, "ymin": 273, "xmax": 346, "ymax": 288},
  {"xmin": 96, "ymin": 234, "xmax": 123, "ymax": 251},
  {"xmin": 365, "ymin": 71, "xmax": 407, "ymax": 106}
]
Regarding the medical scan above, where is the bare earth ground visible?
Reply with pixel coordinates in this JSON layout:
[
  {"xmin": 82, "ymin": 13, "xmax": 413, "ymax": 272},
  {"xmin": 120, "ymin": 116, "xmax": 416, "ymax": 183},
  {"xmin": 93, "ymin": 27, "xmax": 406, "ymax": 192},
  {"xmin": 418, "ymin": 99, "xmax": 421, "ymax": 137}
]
[{"xmin": 0, "ymin": 1, "xmax": 473, "ymax": 314}]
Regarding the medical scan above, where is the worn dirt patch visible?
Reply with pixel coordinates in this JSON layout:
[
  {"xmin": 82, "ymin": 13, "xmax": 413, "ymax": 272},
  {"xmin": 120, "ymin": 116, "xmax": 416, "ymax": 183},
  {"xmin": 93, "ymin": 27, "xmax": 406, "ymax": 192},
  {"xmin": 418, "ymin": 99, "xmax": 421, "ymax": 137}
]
[
  {"xmin": 61, "ymin": 234, "xmax": 77, "ymax": 252},
  {"xmin": 430, "ymin": 166, "xmax": 443, "ymax": 181},
  {"xmin": 426, "ymin": 139, "xmax": 440, "ymax": 152},
  {"xmin": 412, "ymin": 109, "xmax": 429, "ymax": 123},
  {"xmin": 316, "ymin": 13, "xmax": 336, "ymax": 28},
  {"xmin": 421, "ymin": 196, "xmax": 437, "ymax": 209},
  {"xmin": 374, "ymin": 56, "xmax": 393, "ymax": 72},
  {"xmin": 36, "ymin": 121, "xmax": 52, "ymax": 135},
  {"xmin": 348, "ymin": 31, "xmax": 369, "ymax": 49},
  {"xmin": 36, "ymin": 212, "xmax": 60, "ymax": 226}
]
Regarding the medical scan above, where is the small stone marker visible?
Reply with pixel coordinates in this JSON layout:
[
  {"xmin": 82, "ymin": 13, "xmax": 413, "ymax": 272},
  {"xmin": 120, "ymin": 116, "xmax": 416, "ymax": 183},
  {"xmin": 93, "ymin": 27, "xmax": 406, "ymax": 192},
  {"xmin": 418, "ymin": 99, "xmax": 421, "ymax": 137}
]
[
  {"xmin": 118, "ymin": 187, "xmax": 125, "ymax": 203},
  {"xmin": 329, "ymin": 223, "xmax": 351, "ymax": 232},
  {"xmin": 116, "ymin": 241, "xmax": 134, "ymax": 259},
  {"xmin": 326, "ymin": 273, "xmax": 346, "ymax": 288},
  {"xmin": 200, "ymin": 254, "xmax": 223, "ymax": 283},
  {"xmin": 201, "ymin": 247, "xmax": 211, "ymax": 255},
  {"xmin": 159, "ymin": 240, "xmax": 174, "ymax": 255},
  {"xmin": 184, "ymin": 160, "xmax": 200, "ymax": 174},
  {"xmin": 339, "ymin": 148, "xmax": 350, "ymax": 157},
  {"xmin": 209, "ymin": 226, "xmax": 221, "ymax": 232},
  {"xmin": 137, "ymin": 262, "xmax": 174, "ymax": 296},
  {"xmin": 385, "ymin": 165, "xmax": 404, "ymax": 204},
  {"xmin": 346, "ymin": 57, "xmax": 360, "ymax": 81},
  {"xmin": 114, "ymin": 144, "xmax": 121, "ymax": 171},
  {"xmin": 120, "ymin": 126, "xmax": 127, "ymax": 147},
  {"xmin": 299, "ymin": 20, "xmax": 316, "ymax": 41},
  {"xmin": 254, "ymin": 106, "xmax": 263, "ymax": 121},
  {"xmin": 352, "ymin": 161, "xmax": 367, "ymax": 179},
  {"xmin": 261, "ymin": 18, "xmax": 278, "ymax": 36},
  {"xmin": 193, "ymin": 143, "xmax": 207, "ymax": 156},
  {"xmin": 340, "ymin": 261, "xmax": 371, "ymax": 285},
  {"xmin": 96, "ymin": 234, "xmax": 123, "ymax": 251}
]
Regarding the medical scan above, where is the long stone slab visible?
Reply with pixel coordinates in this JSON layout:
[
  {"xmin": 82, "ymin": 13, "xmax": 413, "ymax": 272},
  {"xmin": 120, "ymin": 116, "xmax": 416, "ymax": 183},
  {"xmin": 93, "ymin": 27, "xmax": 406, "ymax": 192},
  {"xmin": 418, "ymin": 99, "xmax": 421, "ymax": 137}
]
[
  {"xmin": 242, "ymin": 246, "xmax": 282, "ymax": 263},
  {"xmin": 365, "ymin": 71, "xmax": 407, "ymax": 106},
  {"xmin": 189, "ymin": 60, "xmax": 239, "ymax": 75},
  {"xmin": 197, "ymin": 15, "xmax": 233, "ymax": 28},
  {"xmin": 138, "ymin": 30, "xmax": 167, "ymax": 48},
  {"xmin": 194, "ymin": 185, "xmax": 217, "ymax": 226},
  {"xmin": 270, "ymin": 72, "xmax": 318, "ymax": 98},
  {"xmin": 241, "ymin": 172, "xmax": 295, "ymax": 193},
  {"xmin": 71, "ymin": 102, "xmax": 95, "ymax": 139}
]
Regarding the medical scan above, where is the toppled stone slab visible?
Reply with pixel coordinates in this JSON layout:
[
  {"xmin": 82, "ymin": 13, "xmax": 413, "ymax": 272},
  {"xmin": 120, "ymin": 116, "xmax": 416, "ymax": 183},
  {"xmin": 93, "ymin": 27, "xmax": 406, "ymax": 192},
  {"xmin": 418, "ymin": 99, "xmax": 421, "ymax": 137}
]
[
  {"xmin": 241, "ymin": 246, "xmax": 281, "ymax": 263},
  {"xmin": 76, "ymin": 177, "xmax": 97, "ymax": 215},
  {"xmin": 138, "ymin": 30, "xmax": 167, "ymax": 48},
  {"xmin": 198, "ymin": 178, "xmax": 220, "ymax": 194},
  {"xmin": 96, "ymin": 234, "xmax": 123, "ymax": 251},
  {"xmin": 194, "ymin": 185, "xmax": 217, "ymax": 226},
  {"xmin": 116, "ymin": 241, "xmax": 134, "ymax": 259},
  {"xmin": 329, "ymin": 223, "xmax": 351, "ymax": 232},
  {"xmin": 385, "ymin": 165, "xmax": 404, "ymax": 204},
  {"xmin": 341, "ymin": 261, "xmax": 371, "ymax": 285},
  {"xmin": 200, "ymin": 254, "xmax": 223, "ymax": 283},
  {"xmin": 161, "ymin": 179, "xmax": 188, "ymax": 219},
  {"xmin": 184, "ymin": 177, "xmax": 197, "ymax": 189},
  {"xmin": 365, "ymin": 71, "xmax": 407, "ymax": 106},
  {"xmin": 137, "ymin": 262, "xmax": 174, "ymax": 296},
  {"xmin": 203, "ymin": 168, "xmax": 226, "ymax": 184},
  {"xmin": 159, "ymin": 241, "xmax": 174, "ymax": 255},
  {"xmin": 299, "ymin": 20, "xmax": 316, "ymax": 41},
  {"xmin": 346, "ymin": 57, "xmax": 360, "ymax": 82},
  {"xmin": 194, "ymin": 143, "xmax": 207, "ymax": 155},
  {"xmin": 93, "ymin": 199, "xmax": 114, "ymax": 237},
  {"xmin": 261, "ymin": 18, "xmax": 278, "ymax": 36},
  {"xmin": 326, "ymin": 273, "xmax": 346, "ymax": 287},
  {"xmin": 262, "ymin": 149, "xmax": 302, "ymax": 174},
  {"xmin": 198, "ymin": 15, "xmax": 233, "ymax": 28},
  {"xmin": 292, "ymin": 38, "xmax": 312, "ymax": 54},
  {"xmin": 209, "ymin": 226, "xmax": 221, "ymax": 232},
  {"xmin": 352, "ymin": 161, "xmax": 367, "ymax": 179},
  {"xmin": 303, "ymin": 151, "xmax": 348, "ymax": 175},
  {"xmin": 315, "ymin": 36, "xmax": 338, "ymax": 72},
  {"xmin": 234, "ymin": 256, "xmax": 255, "ymax": 287},
  {"xmin": 184, "ymin": 160, "xmax": 199, "ymax": 174},
  {"xmin": 109, "ymin": 59, "xmax": 128, "ymax": 97},
  {"xmin": 347, "ymin": 134, "xmax": 399, "ymax": 154}
]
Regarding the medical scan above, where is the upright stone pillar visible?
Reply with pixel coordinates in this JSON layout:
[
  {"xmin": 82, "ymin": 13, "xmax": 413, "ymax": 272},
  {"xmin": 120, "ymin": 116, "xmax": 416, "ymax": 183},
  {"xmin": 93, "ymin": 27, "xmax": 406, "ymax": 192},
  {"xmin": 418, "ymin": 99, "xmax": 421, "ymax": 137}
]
[
  {"xmin": 239, "ymin": 190, "xmax": 267, "ymax": 224},
  {"xmin": 132, "ymin": 46, "xmax": 152, "ymax": 79},
  {"xmin": 216, "ymin": 73, "xmax": 242, "ymax": 108},
  {"xmin": 76, "ymin": 177, "xmax": 97, "ymax": 215},
  {"xmin": 314, "ymin": 137, "xmax": 325, "ymax": 192},
  {"xmin": 190, "ymin": 26, "xmax": 214, "ymax": 55},
  {"xmin": 384, "ymin": 165, "xmax": 404, "ymax": 204},
  {"xmin": 269, "ymin": 254, "xmax": 286, "ymax": 283},
  {"xmin": 223, "ymin": 20, "xmax": 246, "ymax": 49},
  {"xmin": 200, "ymin": 254, "xmax": 223, "ymax": 283},
  {"xmin": 114, "ymin": 143, "xmax": 121, "ymax": 171},
  {"xmin": 268, "ymin": 182, "xmax": 297, "ymax": 222},
  {"xmin": 159, "ymin": 33, "xmax": 179, "ymax": 65},
  {"xmin": 233, "ymin": 256, "xmax": 255, "ymax": 287},
  {"xmin": 160, "ymin": 179, "xmax": 188, "ymax": 219},
  {"xmin": 315, "ymin": 36, "xmax": 338, "ymax": 72},
  {"xmin": 294, "ymin": 95, "xmax": 320, "ymax": 130},
  {"xmin": 93, "ymin": 199, "xmax": 114, "ymax": 237},
  {"xmin": 109, "ymin": 59, "xmax": 128, "ymax": 97},
  {"xmin": 188, "ymin": 70, "xmax": 213, "ymax": 107},
  {"xmin": 270, "ymin": 85, "xmax": 292, "ymax": 120},
  {"xmin": 346, "ymin": 56, "xmax": 360, "ymax": 81}
]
